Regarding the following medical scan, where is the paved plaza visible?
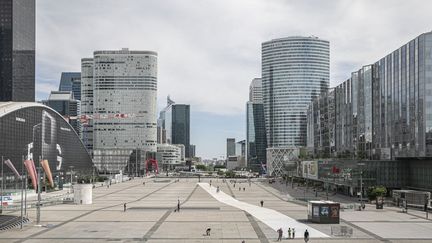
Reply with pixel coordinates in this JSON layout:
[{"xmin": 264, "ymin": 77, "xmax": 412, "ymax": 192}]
[{"xmin": 1, "ymin": 178, "xmax": 432, "ymax": 242}]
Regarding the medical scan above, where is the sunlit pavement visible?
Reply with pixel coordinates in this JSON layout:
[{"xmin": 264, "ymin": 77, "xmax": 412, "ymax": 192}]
[{"xmin": 0, "ymin": 177, "xmax": 431, "ymax": 242}]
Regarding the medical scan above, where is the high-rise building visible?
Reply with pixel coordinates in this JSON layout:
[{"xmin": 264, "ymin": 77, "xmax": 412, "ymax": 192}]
[
  {"xmin": 249, "ymin": 78, "xmax": 263, "ymax": 103},
  {"xmin": 262, "ymin": 36, "xmax": 329, "ymax": 148},
  {"xmin": 189, "ymin": 144, "xmax": 196, "ymax": 158},
  {"xmin": 226, "ymin": 138, "xmax": 236, "ymax": 157},
  {"xmin": 43, "ymin": 91, "xmax": 81, "ymax": 135},
  {"xmin": 246, "ymin": 78, "xmax": 267, "ymax": 172},
  {"xmin": 58, "ymin": 72, "xmax": 81, "ymax": 100},
  {"xmin": 88, "ymin": 48, "xmax": 158, "ymax": 172},
  {"xmin": 157, "ymin": 96, "xmax": 191, "ymax": 158},
  {"xmin": 0, "ymin": 0, "xmax": 35, "ymax": 102},
  {"xmin": 80, "ymin": 58, "xmax": 94, "ymax": 152},
  {"xmin": 165, "ymin": 104, "xmax": 190, "ymax": 157}
]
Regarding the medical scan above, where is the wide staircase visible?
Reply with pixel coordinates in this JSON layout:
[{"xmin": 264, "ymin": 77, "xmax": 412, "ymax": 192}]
[{"xmin": 0, "ymin": 215, "xmax": 29, "ymax": 231}]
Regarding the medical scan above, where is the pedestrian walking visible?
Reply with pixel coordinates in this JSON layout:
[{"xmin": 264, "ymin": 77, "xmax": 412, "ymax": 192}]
[
  {"xmin": 143, "ymin": 181, "xmax": 145, "ymax": 186},
  {"xmin": 210, "ymin": 180, "xmax": 212, "ymax": 187},
  {"xmin": 304, "ymin": 229, "xmax": 309, "ymax": 242},
  {"xmin": 123, "ymin": 203, "xmax": 127, "ymax": 212},
  {"xmin": 216, "ymin": 186, "xmax": 220, "ymax": 193},
  {"xmin": 288, "ymin": 227, "xmax": 291, "ymax": 239},
  {"xmin": 292, "ymin": 228, "xmax": 295, "ymax": 239},
  {"xmin": 243, "ymin": 187, "xmax": 245, "ymax": 191},
  {"xmin": 239, "ymin": 187, "xmax": 241, "ymax": 191},
  {"xmin": 260, "ymin": 200, "xmax": 264, "ymax": 207},
  {"xmin": 206, "ymin": 227, "xmax": 211, "ymax": 236},
  {"xmin": 277, "ymin": 228, "xmax": 283, "ymax": 241},
  {"xmin": 177, "ymin": 199, "xmax": 180, "ymax": 212}
]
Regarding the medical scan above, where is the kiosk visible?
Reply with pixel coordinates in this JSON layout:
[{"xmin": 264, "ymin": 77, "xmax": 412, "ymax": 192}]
[{"xmin": 308, "ymin": 200, "xmax": 340, "ymax": 224}]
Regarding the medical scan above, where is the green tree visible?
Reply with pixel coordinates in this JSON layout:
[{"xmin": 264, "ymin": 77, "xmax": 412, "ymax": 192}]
[
  {"xmin": 225, "ymin": 170, "xmax": 235, "ymax": 178},
  {"xmin": 196, "ymin": 164, "xmax": 207, "ymax": 171},
  {"xmin": 367, "ymin": 186, "xmax": 387, "ymax": 201}
]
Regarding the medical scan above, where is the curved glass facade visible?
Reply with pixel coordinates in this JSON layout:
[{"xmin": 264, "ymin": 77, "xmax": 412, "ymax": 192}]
[
  {"xmin": 0, "ymin": 102, "xmax": 93, "ymax": 174},
  {"xmin": 262, "ymin": 36, "xmax": 329, "ymax": 147}
]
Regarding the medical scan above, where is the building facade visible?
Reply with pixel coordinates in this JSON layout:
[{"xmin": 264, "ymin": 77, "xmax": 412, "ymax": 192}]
[
  {"xmin": 307, "ymin": 89, "xmax": 335, "ymax": 158},
  {"xmin": 0, "ymin": 0, "xmax": 35, "ymax": 102},
  {"xmin": 58, "ymin": 72, "xmax": 81, "ymax": 100},
  {"xmin": 0, "ymin": 102, "xmax": 93, "ymax": 179},
  {"xmin": 226, "ymin": 138, "xmax": 236, "ymax": 157},
  {"xmin": 262, "ymin": 36, "xmax": 329, "ymax": 148},
  {"xmin": 80, "ymin": 58, "xmax": 94, "ymax": 152},
  {"xmin": 90, "ymin": 48, "xmax": 158, "ymax": 172},
  {"xmin": 246, "ymin": 78, "xmax": 267, "ymax": 172},
  {"xmin": 165, "ymin": 104, "xmax": 190, "ymax": 157},
  {"xmin": 249, "ymin": 78, "xmax": 263, "ymax": 103},
  {"xmin": 43, "ymin": 91, "xmax": 81, "ymax": 135},
  {"xmin": 156, "ymin": 143, "xmax": 182, "ymax": 170},
  {"xmin": 307, "ymin": 32, "xmax": 432, "ymax": 160}
]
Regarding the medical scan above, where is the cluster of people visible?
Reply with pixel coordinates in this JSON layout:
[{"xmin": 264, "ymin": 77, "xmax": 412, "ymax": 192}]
[{"xmin": 276, "ymin": 228, "xmax": 309, "ymax": 242}]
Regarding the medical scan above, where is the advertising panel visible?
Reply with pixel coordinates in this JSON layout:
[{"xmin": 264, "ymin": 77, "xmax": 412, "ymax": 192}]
[{"xmin": 302, "ymin": 161, "xmax": 318, "ymax": 180}]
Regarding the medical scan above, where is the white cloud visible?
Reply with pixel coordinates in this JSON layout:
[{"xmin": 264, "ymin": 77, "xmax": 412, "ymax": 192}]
[{"xmin": 36, "ymin": 0, "xmax": 432, "ymax": 115}]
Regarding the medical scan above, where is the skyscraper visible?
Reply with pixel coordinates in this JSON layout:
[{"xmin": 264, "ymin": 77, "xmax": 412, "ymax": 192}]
[
  {"xmin": 226, "ymin": 138, "xmax": 236, "ymax": 157},
  {"xmin": 157, "ymin": 97, "xmax": 191, "ymax": 158},
  {"xmin": 249, "ymin": 78, "xmax": 263, "ymax": 103},
  {"xmin": 90, "ymin": 48, "xmax": 158, "ymax": 172},
  {"xmin": 262, "ymin": 36, "xmax": 329, "ymax": 176},
  {"xmin": 262, "ymin": 36, "xmax": 329, "ymax": 148},
  {"xmin": 0, "ymin": 0, "xmax": 35, "ymax": 102},
  {"xmin": 80, "ymin": 58, "xmax": 94, "ymax": 152},
  {"xmin": 58, "ymin": 72, "xmax": 81, "ymax": 100},
  {"xmin": 246, "ymin": 78, "xmax": 267, "ymax": 172},
  {"xmin": 165, "ymin": 104, "xmax": 190, "ymax": 157}
]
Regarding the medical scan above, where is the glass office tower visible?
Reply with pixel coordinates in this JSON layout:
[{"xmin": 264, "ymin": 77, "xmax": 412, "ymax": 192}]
[
  {"xmin": 262, "ymin": 36, "xmax": 329, "ymax": 148},
  {"xmin": 0, "ymin": 0, "xmax": 35, "ymax": 102}
]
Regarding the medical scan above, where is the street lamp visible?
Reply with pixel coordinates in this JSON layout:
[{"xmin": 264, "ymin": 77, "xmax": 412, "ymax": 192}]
[{"xmin": 357, "ymin": 162, "xmax": 365, "ymax": 210}]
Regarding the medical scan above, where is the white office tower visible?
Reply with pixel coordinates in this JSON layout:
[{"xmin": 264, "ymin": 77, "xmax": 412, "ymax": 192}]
[
  {"xmin": 262, "ymin": 36, "xmax": 329, "ymax": 176},
  {"xmin": 91, "ymin": 48, "xmax": 158, "ymax": 173},
  {"xmin": 80, "ymin": 58, "xmax": 94, "ymax": 152},
  {"xmin": 249, "ymin": 78, "xmax": 263, "ymax": 103}
]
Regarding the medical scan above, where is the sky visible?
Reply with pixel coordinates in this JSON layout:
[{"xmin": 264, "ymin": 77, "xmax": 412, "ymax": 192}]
[{"xmin": 36, "ymin": 0, "xmax": 432, "ymax": 159}]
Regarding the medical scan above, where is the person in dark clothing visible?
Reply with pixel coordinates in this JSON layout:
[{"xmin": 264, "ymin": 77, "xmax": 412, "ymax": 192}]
[
  {"xmin": 177, "ymin": 199, "xmax": 180, "ymax": 212},
  {"xmin": 124, "ymin": 203, "xmax": 127, "ymax": 212},
  {"xmin": 304, "ymin": 229, "xmax": 309, "ymax": 242},
  {"xmin": 260, "ymin": 200, "xmax": 264, "ymax": 207},
  {"xmin": 277, "ymin": 228, "xmax": 283, "ymax": 241},
  {"xmin": 206, "ymin": 227, "xmax": 211, "ymax": 236}
]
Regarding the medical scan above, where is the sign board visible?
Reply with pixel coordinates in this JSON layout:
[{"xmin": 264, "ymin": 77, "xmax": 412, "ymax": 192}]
[{"xmin": 302, "ymin": 161, "xmax": 318, "ymax": 180}]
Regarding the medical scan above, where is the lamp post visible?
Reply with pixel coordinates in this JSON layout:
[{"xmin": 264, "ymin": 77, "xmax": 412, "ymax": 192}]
[
  {"xmin": 20, "ymin": 155, "xmax": 24, "ymax": 229},
  {"xmin": 1, "ymin": 155, "xmax": 3, "ymax": 214},
  {"xmin": 358, "ymin": 162, "xmax": 365, "ymax": 211},
  {"xmin": 69, "ymin": 166, "xmax": 74, "ymax": 193},
  {"xmin": 36, "ymin": 156, "xmax": 41, "ymax": 224}
]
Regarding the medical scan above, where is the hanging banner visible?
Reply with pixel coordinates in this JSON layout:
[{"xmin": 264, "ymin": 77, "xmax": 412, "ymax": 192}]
[
  {"xmin": 40, "ymin": 159, "xmax": 54, "ymax": 187},
  {"xmin": 4, "ymin": 159, "xmax": 21, "ymax": 179},
  {"xmin": 24, "ymin": 160, "xmax": 37, "ymax": 191}
]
